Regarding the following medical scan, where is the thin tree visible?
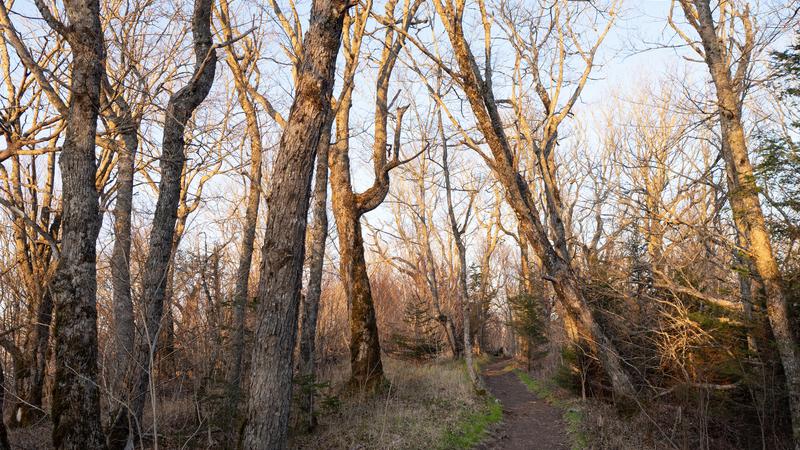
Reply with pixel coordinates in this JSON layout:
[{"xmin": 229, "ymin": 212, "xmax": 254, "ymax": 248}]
[
  {"xmin": 440, "ymin": 110, "xmax": 481, "ymax": 388},
  {"xmin": 108, "ymin": 0, "xmax": 218, "ymax": 446},
  {"xmin": 298, "ymin": 123, "xmax": 332, "ymax": 430},
  {"xmin": 216, "ymin": 0, "xmax": 265, "ymax": 422}
]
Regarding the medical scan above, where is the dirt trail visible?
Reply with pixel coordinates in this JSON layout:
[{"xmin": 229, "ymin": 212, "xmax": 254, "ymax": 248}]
[{"xmin": 477, "ymin": 359, "xmax": 569, "ymax": 450}]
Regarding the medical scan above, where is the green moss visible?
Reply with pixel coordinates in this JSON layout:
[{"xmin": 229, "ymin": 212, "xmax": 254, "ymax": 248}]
[
  {"xmin": 438, "ymin": 398, "xmax": 502, "ymax": 449},
  {"xmin": 563, "ymin": 408, "xmax": 589, "ymax": 450},
  {"xmin": 515, "ymin": 369, "xmax": 558, "ymax": 404},
  {"xmin": 515, "ymin": 369, "xmax": 588, "ymax": 450}
]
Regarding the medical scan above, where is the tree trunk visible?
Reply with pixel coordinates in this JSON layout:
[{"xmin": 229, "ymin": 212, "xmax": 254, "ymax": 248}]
[
  {"xmin": 519, "ymin": 230, "xmax": 534, "ymax": 295},
  {"xmin": 441, "ymin": 110, "xmax": 482, "ymax": 389},
  {"xmin": 684, "ymin": 1, "xmax": 800, "ymax": 443},
  {"xmin": 298, "ymin": 124, "xmax": 331, "ymax": 430},
  {"xmin": 242, "ymin": 1, "xmax": 347, "ymax": 447},
  {"xmin": 108, "ymin": 1, "xmax": 217, "ymax": 447},
  {"xmin": 328, "ymin": 0, "xmax": 422, "ymax": 391},
  {"xmin": 107, "ymin": 93, "xmax": 138, "ymax": 431},
  {"xmin": 456, "ymin": 237, "xmax": 481, "ymax": 389},
  {"xmin": 224, "ymin": 22, "xmax": 265, "ymax": 420},
  {"xmin": 329, "ymin": 90, "xmax": 387, "ymax": 390},
  {"xmin": 0, "ymin": 359, "xmax": 10, "ymax": 450},
  {"xmin": 39, "ymin": 0, "xmax": 107, "ymax": 446},
  {"xmin": 336, "ymin": 209, "xmax": 385, "ymax": 392},
  {"xmin": 328, "ymin": 77, "xmax": 383, "ymax": 392}
]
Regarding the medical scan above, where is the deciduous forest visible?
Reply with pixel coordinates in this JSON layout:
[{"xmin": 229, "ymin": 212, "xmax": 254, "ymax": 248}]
[{"xmin": 0, "ymin": 0, "xmax": 798, "ymax": 448}]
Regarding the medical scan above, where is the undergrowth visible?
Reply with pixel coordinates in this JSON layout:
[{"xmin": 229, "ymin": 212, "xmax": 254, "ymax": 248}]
[{"xmin": 290, "ymin": 357, "xmax": 492, "ymax": 449}]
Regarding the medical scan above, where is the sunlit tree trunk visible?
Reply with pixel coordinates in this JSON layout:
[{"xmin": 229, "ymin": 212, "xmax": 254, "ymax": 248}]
[
  {"xmin": 674, "ymin": 1, "xmax": 800, "ymax": 443},
  {"xmin": 218, "ymin": 0, "xmax": 265, "ymax": 422}
]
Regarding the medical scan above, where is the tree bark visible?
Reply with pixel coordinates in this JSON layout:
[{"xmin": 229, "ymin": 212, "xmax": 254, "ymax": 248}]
[
  {"xmin": 242, "ymin": 1, "xmax": 347, "ymax": 447},
  {"xmin": 38, "ymin": 0, "xmax": 107, "ymax": 446},
  {"xmin": 298, "ymin": 123, "xmax": 331, "ymax": 430},
  {"xmin": 108, "ymin": 0, "xmax": 217, "ymax": 447},
  {"xmin": 681, "ymin": 1, "xmax": 800, "ymax": 443},
  {"xmin": 220, "ymin": 0, "xmax": 265, "ymax": 419},
  {"xmin": 332, "ymin": 205, "xmax": 385, "ymax": 391},
  {"xmin": 106, "ymin": 89, "xmax": 138, "ymax": 429}
]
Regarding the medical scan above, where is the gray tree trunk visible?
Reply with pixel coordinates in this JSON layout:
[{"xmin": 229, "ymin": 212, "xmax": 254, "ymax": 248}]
[
  {"xmin": 107, "ymin": 90, "xmax": 138, "ymax": 428},
  {"xmin": 38, "ymin": 0, "xmax": 107, "ymax": 446},
  {"xmin": 242, "ymin": 1, "xmax": 347, "ymax": 447},
  {"xmin": 298, "ymin": 123, "xmax": 331, "ymax": 430}
]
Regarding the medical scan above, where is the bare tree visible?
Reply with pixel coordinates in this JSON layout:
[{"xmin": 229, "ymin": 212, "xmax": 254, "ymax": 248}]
[
  {"xmin": 108, "ymin": 0, "xmax": 218, "ymax": 446},
  {"xmin": 440, "ymin": 111, "xmax": 481, "ymax": 388},
  {"xmin": 427, "ymin": 0, "xmax": 635, "ymax": 399},
  {"xmin": 216, "ymin": 0, "xmax": 266, "ymax": 422},
  {"xmin": 104, "ymin": 67, "xmax": 140, "ymax": 432},
  {"xmin": 671, "ymin": 0, "xmax": 800, "ymax": 443},
  {"xmin": 329, "ymin": 0, "xmax": 423, "ymax": 391},
  {"xmin": 298, "ymin": 123, "xmax": 332, "ymax": 430}
]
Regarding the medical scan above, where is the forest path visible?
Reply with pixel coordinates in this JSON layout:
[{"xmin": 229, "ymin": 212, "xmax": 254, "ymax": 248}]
[{"xmin": 477, "ymin": 359, "xmax": 570, "ymax": 450}]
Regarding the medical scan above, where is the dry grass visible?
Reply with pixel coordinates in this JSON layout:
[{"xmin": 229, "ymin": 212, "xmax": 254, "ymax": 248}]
[
  {"xmin": 5, "ymin": 357, "xmax": 485, "ymax": 449},
  {"xmin": 291, "ymin": 357, "xmax": 486, "ymax": 450}
]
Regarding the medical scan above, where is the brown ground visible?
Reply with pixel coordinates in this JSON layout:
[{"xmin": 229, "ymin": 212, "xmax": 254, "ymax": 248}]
[{"xmin": 477, "ymin": 359, "xmax": 569, "ymax": 450}]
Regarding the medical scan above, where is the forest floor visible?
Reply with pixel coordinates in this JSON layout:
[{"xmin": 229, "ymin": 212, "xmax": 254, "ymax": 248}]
[{"xmin": 477, "ymin": 359, "xmax": 570, "ymax": 450}]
